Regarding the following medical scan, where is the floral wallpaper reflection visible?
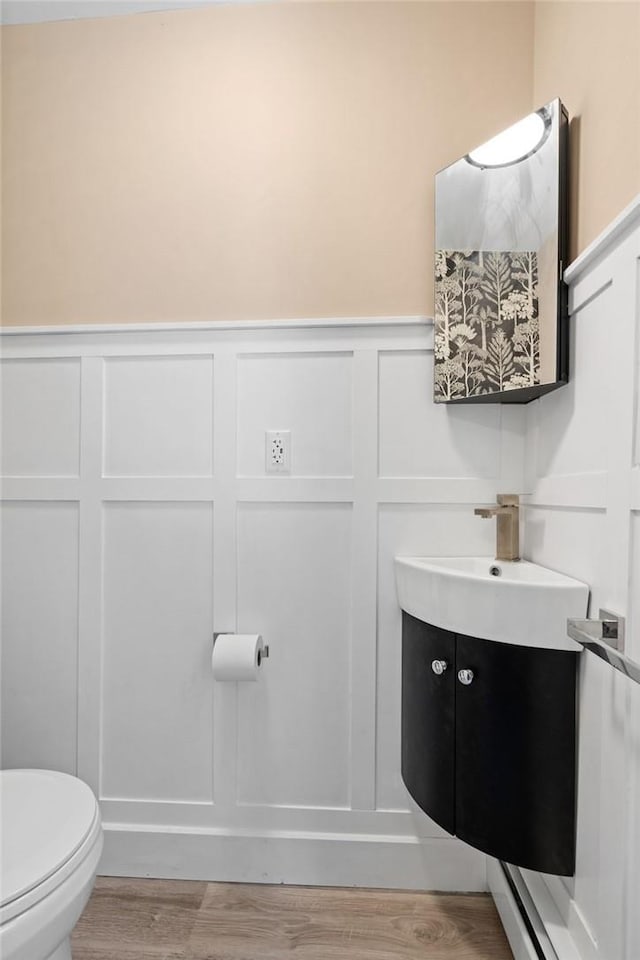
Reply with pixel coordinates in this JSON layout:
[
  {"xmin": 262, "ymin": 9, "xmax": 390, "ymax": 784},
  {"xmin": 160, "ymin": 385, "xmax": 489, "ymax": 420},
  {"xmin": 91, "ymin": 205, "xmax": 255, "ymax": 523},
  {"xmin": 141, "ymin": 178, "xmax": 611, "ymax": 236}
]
[{"xmin": 434, "ymin": 250, "xmax": 540, "ymax": 401}]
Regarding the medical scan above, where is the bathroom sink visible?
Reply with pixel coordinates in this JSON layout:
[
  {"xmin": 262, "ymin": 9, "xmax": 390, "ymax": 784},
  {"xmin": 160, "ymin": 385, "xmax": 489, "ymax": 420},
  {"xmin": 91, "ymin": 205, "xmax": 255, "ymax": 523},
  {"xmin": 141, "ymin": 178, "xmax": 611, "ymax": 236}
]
[{"xmin": 394, "ymin": 556, "xmax": 589, "ymax": 651}]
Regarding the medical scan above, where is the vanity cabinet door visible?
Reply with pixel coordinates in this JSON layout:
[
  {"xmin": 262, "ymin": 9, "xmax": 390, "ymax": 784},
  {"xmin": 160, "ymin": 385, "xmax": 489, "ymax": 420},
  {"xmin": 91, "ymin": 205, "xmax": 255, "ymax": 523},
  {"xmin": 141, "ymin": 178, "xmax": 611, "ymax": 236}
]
[
  {"xmin": 454, "ymin": 632, "xmax": 577, "ymax": 875},
  {"xmin": 401, "ymin": 612, "xmax": 455, "ymax": 834}
]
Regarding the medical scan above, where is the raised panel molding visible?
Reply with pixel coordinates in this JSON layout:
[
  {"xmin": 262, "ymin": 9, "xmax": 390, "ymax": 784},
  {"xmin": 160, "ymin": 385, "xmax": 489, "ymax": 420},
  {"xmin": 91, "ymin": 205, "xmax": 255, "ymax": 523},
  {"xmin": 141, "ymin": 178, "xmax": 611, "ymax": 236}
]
[
  {"xmin": 101, "ymin": 501, "xmax": 214, "ymax": 802},
  {"xmin": 629, "ymin": 512, "xmax": 640, "ymax": 663},
  {"xmin": 521, "ymin": 472, "xmax": 607, "ymax": 510},
  {"xmin": 2, "ymin": 318, "xmax": 503, "ymax": 892},
  {"xmin": 521, "ymin": 507, "xmax": 606, "ymax": 602},
  {"xmin": 237, "ymin": 352, "xmax": 353, "ymax": 477},
  {"xmin": 519, "ymin": 208, "xmax": 640, "ymax": 960},
  {"xmin": 0, "ymin": 501, "xmax": 79, "ymax": 773},
  {"xmin": 103, "ymin": 355, "xmax": 214, "ymax": 478},
  {"xmin": 378, "ymin": 350, "xmax": 501, "ymax": 480},
  {"xmin": 627, "ymin": 513, "xmax": 640, "ymax": 960},
  {"xmin": 632, "ymin": 469, "xmax": 640, "ymax": 511},
  {"xmin": 634, "ymin": 256, "xmax": 640, "ymax": 471},
  {"xmin": 235, "ymin": 502, "xmax": 352, "ymax": 809},
  {"xmin": 529, "ymin": 292, "xmax": 611, "ymax": 486},
  {"xmin": 0, "ymin": 357, "xmax": 80, "ymax": 477}
]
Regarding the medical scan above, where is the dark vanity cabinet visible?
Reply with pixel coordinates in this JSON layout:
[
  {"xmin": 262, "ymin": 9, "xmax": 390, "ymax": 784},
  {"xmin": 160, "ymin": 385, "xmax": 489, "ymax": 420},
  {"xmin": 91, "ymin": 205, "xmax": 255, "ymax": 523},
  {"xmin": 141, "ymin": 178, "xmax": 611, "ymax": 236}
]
[{"xmin": 401, "ymin": 611, "xmax": 577, "ymax": 875}]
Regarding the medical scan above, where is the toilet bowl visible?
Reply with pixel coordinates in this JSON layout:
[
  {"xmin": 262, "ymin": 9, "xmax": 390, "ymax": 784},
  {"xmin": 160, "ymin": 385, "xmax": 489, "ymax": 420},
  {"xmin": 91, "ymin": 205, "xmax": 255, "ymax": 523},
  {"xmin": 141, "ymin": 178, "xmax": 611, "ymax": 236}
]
[{"xmin": 0, "ymin": 769, "xmax": 103, "ymax": 960}]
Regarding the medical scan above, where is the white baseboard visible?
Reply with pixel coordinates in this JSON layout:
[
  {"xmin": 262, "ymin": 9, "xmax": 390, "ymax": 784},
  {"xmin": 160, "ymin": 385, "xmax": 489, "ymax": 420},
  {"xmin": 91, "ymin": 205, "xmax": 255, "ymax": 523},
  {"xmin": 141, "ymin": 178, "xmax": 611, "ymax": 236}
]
[
  {"xmin": 99, "ymin": 824, "xmax": 487, "ymax": 892},
  {"xmin": 488, "ymin": 859, "xmax": 598, "ymax": 960},
  {"xmin": 520, "ymin": 870, "xmax": 596, "ymax": 960},
  {"xmin": 488, "ymin": 859, "xmax": 543, "ymax": 960}
]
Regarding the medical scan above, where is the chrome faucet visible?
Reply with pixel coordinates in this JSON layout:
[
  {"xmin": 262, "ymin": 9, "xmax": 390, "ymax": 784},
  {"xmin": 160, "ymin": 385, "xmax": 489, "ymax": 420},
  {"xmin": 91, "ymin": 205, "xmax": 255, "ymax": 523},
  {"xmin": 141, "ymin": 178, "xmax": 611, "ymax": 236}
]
[{"xmin": 474, "ymin": 494, "xmax": 520, "ymax": 561}]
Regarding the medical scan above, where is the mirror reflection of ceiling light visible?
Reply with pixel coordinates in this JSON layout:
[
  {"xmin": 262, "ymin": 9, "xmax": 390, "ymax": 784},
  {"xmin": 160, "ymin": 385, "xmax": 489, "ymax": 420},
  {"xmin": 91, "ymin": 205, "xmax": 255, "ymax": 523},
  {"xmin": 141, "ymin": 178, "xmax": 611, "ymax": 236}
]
[{"xmin": 466, "ymin": 109, "xmax": 551, "ymax": 169}]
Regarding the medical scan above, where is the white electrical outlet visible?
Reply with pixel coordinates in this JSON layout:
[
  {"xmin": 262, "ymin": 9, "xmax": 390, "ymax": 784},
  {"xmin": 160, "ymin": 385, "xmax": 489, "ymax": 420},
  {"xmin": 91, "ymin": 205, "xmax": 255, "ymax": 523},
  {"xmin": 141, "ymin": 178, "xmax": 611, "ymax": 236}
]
[{"xmin": 265, "ymin": 430, "xmax": 291, "ymax": 474}]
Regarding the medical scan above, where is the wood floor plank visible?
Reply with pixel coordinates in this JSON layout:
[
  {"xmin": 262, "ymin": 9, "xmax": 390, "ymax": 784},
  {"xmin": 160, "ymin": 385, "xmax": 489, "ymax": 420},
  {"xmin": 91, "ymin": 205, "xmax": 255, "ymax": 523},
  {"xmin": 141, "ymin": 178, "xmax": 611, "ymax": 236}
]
[
  {"xmin": 183, "ymin": 883, "xmax": 513, "ymax": 960},
  {"xmin": 71, "ymin": 878, "xmax": 513, "ymax": 960},
  {"xmin": 71, "ymin": 877, "xmax": 208, "ymax": 959}
]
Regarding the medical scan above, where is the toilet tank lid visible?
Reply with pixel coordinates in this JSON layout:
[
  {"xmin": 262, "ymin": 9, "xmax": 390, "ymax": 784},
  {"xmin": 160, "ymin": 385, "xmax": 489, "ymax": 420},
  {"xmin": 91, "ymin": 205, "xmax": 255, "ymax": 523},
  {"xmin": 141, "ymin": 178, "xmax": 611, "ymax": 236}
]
[{"xmin": 0, "ymin": 769, "xmax": 99, "ymax": 907}]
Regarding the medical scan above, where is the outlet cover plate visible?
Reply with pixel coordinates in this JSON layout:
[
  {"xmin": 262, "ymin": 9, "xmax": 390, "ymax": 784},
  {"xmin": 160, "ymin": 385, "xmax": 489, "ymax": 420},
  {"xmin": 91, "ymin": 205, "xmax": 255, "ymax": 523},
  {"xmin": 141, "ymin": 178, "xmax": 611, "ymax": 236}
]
[{"xmin": 265, "ymin": 430, "xmax": 291, "ymax": 474}]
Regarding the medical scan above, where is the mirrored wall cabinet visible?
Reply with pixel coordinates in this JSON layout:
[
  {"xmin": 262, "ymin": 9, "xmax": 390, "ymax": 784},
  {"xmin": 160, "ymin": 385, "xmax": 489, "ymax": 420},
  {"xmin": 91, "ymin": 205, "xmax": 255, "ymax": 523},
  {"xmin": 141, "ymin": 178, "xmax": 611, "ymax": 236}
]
[{"xmin": 434, "ymin": 99, "xmax": 569, "ymax": 404}]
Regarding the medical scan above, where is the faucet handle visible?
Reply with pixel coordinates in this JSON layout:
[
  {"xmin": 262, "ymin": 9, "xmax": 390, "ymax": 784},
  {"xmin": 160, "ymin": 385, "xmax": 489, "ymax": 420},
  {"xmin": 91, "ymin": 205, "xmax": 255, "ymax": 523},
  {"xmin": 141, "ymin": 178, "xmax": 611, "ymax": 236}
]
[{"xmin": 497, "ymin": 493, "xmax": 519, "ymax": 507}]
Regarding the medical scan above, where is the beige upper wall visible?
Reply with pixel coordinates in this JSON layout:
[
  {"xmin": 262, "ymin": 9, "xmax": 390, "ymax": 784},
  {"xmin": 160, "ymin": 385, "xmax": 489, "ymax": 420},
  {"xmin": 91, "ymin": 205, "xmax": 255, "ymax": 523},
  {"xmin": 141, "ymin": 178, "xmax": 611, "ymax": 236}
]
[
  {"xmin": 1, "ymin": 2, "xmax": 534, "ymax": 325},
  {"xmin": 533, "ymin": 1, "xmax": 640, "ymax": 263},
  {"xmin": 2, "ymin": 1, "xmax": 639, "ymax": 327}
]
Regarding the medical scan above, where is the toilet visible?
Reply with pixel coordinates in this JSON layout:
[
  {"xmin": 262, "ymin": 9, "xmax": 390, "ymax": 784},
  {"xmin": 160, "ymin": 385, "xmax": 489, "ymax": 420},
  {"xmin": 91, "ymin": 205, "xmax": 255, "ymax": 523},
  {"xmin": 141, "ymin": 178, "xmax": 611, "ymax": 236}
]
[{"xmin": 0, "ymin": 769, "xmax": 103, "ymax": 960}]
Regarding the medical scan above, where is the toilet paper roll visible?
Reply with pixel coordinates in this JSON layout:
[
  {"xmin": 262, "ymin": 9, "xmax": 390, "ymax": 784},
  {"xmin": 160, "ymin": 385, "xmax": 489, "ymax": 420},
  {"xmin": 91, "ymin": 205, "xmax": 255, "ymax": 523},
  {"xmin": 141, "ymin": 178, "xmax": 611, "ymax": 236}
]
[{"xmin": 212, "ymin": 634, "xmax": 264, "ymax": 681}]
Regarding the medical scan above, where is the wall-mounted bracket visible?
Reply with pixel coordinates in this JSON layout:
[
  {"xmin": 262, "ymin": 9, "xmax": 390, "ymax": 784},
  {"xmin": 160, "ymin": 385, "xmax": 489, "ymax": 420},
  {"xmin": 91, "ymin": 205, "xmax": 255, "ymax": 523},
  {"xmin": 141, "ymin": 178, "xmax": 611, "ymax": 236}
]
[
  {"xmin": 568, "ymin": 608, "xmax": 625, "ymax": 651},
  {"xmin": 567, "ymin": 610, "xmax": 640, "ymax": 686}
]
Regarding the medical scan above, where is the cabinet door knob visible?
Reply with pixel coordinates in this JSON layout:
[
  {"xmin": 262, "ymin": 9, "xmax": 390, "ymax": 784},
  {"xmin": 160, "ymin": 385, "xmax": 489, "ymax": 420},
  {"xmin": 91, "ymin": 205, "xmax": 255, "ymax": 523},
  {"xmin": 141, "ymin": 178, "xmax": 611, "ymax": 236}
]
[
  {"xmin": 458, "ymin": 668, "xmax": 474, "ymax": 685},
  {"xmin": 431, "ymin": 659, "xmax": 448, "ymax": 675}
]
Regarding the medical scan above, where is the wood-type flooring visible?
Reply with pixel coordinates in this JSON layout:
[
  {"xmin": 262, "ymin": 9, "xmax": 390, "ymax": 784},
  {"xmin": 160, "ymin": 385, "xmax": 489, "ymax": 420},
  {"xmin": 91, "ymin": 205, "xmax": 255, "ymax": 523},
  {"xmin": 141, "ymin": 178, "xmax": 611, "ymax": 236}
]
[{"xmin": 71, "ymin": 877, "xmax": 514, "ymax": 960}]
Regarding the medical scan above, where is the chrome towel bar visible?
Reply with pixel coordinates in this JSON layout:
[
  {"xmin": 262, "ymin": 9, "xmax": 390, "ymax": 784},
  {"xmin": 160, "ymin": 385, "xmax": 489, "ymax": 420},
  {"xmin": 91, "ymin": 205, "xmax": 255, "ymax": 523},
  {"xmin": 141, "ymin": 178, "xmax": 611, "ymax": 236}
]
[{"xmin": 567, "ymin": 609, "xmax": 640, "ymax": 686}]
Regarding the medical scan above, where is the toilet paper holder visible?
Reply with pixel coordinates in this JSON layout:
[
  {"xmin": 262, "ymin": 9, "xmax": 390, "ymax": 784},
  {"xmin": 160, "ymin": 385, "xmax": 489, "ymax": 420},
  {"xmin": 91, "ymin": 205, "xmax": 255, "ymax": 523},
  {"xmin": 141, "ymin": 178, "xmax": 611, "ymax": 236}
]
[{"xmin": 213, "ymin": 633, "xmax": 270, "ymax": 665}]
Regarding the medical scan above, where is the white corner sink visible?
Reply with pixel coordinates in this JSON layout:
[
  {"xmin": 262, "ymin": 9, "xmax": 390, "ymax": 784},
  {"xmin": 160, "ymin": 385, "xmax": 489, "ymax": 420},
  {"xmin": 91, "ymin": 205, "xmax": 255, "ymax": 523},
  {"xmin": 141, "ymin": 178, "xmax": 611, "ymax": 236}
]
[{"xmin": 394, "ymin": 556, "xmax": 589, "ymax": 651}]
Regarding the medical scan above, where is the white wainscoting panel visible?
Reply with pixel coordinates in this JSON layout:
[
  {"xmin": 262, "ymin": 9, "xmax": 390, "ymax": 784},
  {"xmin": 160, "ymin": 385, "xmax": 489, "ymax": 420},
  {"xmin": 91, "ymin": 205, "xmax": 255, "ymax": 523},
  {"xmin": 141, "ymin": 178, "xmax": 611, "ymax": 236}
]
[
  {"xmin": 103, "ymin": 356, "xmax": 214, "ymax": 477},
  {"xmin": 522, "ymin": 507, "xmax": 606, "ymax": 608},
  {"xmin": 0, "ymin": 501, "xmax": 79, "ymax": 773},
  {"xmin": 236, "ymin": 352, "xmax": 353, "ymax": 477},
  {"xmin": 530, "ymin": 294, "xmax": 610, "ymax": 484},
  {"xmin": 515, "ymin": 203, "xmax": 640, "ymax": 960},
  {"xmin": 627, "ymin": 439, "xmax": 640, "ymax": 960},
  {"xmin": 0, "ymin": 358, "xmax": 81, "ymax": 477},
  {"xmin": 378, "ymin": 351, "xmax": 501, "ymax": 479},
  {"xmin": 236, "ymin": 502, "xmax": 352, "ymax": 808},
  {"xmin": 630, "ymin": 512, "xmax": 640, "ymax": 661},
  {"xmin": 3, "ymin": 244, "xmax": 639, "ymax": 913},
  {"xmin": 101, "ymin": 501, "xmax": 214, "ymax": 801},
  {"xmin": 635, "ymin": 394, "xmax": 640, "ymax": 472},
  {"xmin": 0, "ymin": 317, "xmax": 508, "ymax": 891},
  {"xmin": 628, "ymin": 685, "xmax": 640, "ymax": 960}
]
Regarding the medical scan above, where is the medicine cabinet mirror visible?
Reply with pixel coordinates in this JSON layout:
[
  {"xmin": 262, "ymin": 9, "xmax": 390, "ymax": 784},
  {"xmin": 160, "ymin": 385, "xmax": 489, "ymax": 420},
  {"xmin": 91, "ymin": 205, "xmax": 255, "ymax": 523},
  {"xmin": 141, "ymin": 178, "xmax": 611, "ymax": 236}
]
[{"xmin": 434, "ymin": 98, "xmax": 569, "ymax": 404}]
